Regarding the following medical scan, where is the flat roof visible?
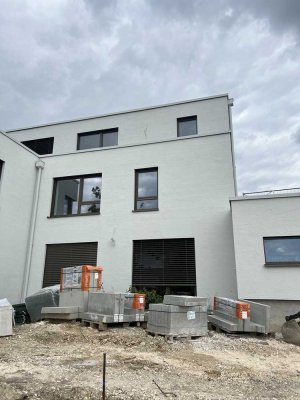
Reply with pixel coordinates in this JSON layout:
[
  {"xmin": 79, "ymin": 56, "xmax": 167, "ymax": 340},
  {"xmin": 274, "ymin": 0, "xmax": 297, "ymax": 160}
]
[
  {"xmin": 7, "ymin": 93, "xmax": 229, "ymax": 133},
  {"xmin": 230, "ymin": 192, "xmax": 300, "ymax": 202}
]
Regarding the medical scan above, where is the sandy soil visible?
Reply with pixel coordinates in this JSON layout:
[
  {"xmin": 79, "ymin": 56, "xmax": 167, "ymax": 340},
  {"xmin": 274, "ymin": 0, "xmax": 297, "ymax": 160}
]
[{"xmin": 0, "ymin": 321, "xmax": 300, "ymax": 399}]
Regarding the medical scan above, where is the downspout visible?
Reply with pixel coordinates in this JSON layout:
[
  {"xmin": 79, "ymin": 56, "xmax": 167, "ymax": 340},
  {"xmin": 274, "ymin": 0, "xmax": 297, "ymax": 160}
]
[
  {"xmin": 20, "ymin": 159, "xmax": 45, "ymax": 302},
  {"xmin": 228, "ymin": 98, "xmax": 238, "ymax": 196}
]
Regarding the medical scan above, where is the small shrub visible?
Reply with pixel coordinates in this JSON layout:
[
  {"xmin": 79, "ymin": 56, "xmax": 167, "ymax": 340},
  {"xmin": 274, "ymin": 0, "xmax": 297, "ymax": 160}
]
[{"xmin": 128, "ymin": 287, "xmax": 163, "ymax": 309}]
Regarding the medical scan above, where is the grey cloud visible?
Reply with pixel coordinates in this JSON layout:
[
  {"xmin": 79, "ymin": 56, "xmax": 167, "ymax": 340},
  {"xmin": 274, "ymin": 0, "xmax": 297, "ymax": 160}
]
[
  {"xmin": 0, "ymin": 0, "xmax": 299, "ymax": 195},
  {"xmin": 238, "ymin": 0, "xmax": 300, "ymax": 37}
]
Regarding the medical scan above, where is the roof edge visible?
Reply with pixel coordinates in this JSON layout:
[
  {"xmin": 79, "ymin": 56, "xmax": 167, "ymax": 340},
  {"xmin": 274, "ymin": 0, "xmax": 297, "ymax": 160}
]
[
  {"xmin": 230, "ymin": 193, "xmax": 300, "ymax": 202},
  {"xmin": 7, "ymin": 93, "xmax": 229, "ymax": 133},
  {"xmin": 0, "ymin": 129, "xmax": 40, "ymax": 158}
]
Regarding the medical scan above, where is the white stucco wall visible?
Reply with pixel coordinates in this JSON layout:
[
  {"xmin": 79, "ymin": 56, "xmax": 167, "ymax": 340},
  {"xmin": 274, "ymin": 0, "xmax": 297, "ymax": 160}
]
[
  {"xmin": 0, "ymin": 132, "xmax": 38, "ymax": 303},
  {"xmin": 25, "ymin": 133, "xmax": 237, "ymax": 301},
  {"xmin": 6, "ymin": 95, "xmax": 230, "ymax": 155},
  {"xmin": 231, "ymin": 195, "xmax": 300, "ymax": 300}
]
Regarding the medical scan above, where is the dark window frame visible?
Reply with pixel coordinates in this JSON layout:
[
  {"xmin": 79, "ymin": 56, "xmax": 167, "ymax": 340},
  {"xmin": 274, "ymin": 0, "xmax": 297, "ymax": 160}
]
[
  {"xmin": 134, "ymin": 167, "xmax": 158, "ymax": 212},
  {"xmin": 263, "ymin": 236, "xmax": 300, "ymax": 266},
  {"xmin": 77, "ymin": 128, "xmax": 118, "ymax": 150},
  {"xmin": 22, "ymin": 137, "xmax": 54, "ymax": 155},
  {"xmin": 50, "ymin": 173, "xmax": 102, "ymax": 218},
  {"xmin": 177, "ymin": 115, "xmax": 198, "ymax": 137}
]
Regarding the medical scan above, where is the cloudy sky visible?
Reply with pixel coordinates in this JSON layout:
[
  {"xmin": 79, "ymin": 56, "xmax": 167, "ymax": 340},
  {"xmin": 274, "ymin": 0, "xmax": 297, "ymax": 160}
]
[{"xmin": 0, "ymin": 0, "xmax": 300, "ymax": 194}]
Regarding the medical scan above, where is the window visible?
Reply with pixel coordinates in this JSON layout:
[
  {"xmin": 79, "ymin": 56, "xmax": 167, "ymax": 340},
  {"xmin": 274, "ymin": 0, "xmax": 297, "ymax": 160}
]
[
  {"xmin": 77, "ymin": 128, "xmax": 118, "ymax": 150},
  {"xmin": 135, "ymin": 168, "xmax": 158, "ymax": 211},
  {"xmin": 51, "ymin": 174, "xmax": 101, "ymax": 217},
  {"xmin": 132, "ymin": 238, "xmax": 196, "ymax": 295},
  {"xmin": 22, "ymin": 137, "xmax": 54, "ymax": 155},
  {"xmin": 177, "ymin": 115, "xmax": 197, "ymax": 137},
  {"xmin": 0, "ymin": 160, "xmax": 3, "ymax": 180},
  {"xmin": 264, "ymin": 237, "xmax": 300, "ymax": 265}
]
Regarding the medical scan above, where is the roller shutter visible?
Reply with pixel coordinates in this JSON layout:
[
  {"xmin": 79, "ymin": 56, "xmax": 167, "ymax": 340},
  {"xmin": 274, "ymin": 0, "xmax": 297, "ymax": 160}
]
[
  {"xmin": 132, "ymin": 238, "xmax": 196, "ymax": 290},
  {"xmin": 43, "ymin": 242, "xmax": 98, "ymax": 287}
]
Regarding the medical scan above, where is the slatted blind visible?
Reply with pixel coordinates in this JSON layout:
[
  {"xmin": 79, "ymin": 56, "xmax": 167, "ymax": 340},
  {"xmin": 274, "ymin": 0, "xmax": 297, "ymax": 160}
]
[
  {"xmin": 43, "ymin": 242, "xmax": 98, "ymax": 287},
  {"xmin": 132, "ymin": 238, "xmax": 196, "ymax": 287}
]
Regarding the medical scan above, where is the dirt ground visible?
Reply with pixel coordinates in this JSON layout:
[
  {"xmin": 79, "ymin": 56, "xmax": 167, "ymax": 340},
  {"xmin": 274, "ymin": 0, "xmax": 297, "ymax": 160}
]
[{"xmin": 0, "ymin": 322, "xmax": 300, "ymax": 400}]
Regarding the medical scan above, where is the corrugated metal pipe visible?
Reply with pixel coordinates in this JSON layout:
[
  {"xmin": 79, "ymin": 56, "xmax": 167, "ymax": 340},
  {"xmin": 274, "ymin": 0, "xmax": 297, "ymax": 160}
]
[{"xmin": 20, "ymin": 159, "xmax": 45, "ymax": 302}]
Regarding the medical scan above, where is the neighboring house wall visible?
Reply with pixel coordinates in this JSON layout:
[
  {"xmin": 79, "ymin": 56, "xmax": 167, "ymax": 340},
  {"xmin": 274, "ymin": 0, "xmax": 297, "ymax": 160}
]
[
  {"xmin": 26, "ymin": 133, "xmax": 237, "ymax": 300},
  {"xmin": 0, "ymin": 132, "xmax": 38, "ymax": 303},
  {"xmin": 6, "ymin": 95, "xmax": 231, "ymax": 155},
  {"xmin": 231, "ymin": 195, "xmax": 300, "ymax": 298}
]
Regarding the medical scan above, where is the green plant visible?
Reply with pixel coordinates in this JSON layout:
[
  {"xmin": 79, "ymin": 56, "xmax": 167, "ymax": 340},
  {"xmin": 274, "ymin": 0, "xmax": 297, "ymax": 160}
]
[{"xmin": 129, "ymin": 287, "xmax": 163, "ymax": 309}]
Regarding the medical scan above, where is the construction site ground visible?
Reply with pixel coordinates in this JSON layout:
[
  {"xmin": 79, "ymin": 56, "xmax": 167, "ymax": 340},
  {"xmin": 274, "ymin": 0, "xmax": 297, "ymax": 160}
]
[{"xmin": 0, "ymin": 321, "xmax": 300, "ymax": 400}]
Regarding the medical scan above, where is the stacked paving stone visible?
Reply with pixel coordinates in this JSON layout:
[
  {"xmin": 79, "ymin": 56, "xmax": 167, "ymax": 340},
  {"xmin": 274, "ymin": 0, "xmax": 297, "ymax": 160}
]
[{"xmin": 147, "ymin": 295, "xmax": 208, "ymax": 338}]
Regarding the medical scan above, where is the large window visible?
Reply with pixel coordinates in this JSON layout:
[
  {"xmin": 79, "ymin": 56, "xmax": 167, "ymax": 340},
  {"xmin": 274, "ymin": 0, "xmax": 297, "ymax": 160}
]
[
  {"xmin": 135, "ymin": 168, "xmax": 158, "ymax": 211},
  {"xmin": 177, "ymin": 115, "xmax": 197, "ymax": 137},
  {"xmin": 132, "ymin": 238, "xmax": 196, "ymax": 295},
  {"xmin": 22, "ymin": 137, "xmax": 54, "ymax": 155},
  {"xmin": 51, "ymin": 174, "xmax": 102, "ymax": 217},
  {"xmin": 77, "ymin": 128, "xmax": 118, "ymax": 150},
  {"xmin": 264, "ymin": 237, "xmax": 300, "ymax": 265}
]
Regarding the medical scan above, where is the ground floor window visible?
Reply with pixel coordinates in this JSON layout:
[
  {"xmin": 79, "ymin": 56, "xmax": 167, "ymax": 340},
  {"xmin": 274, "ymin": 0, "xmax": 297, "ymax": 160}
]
[
  {"xmin": 132, "ymin": 238, "xmax": 196, "ymax": 295},
  {"xmin": 43, "ymin": 242, "xmax": 98, "ymax": 287}
]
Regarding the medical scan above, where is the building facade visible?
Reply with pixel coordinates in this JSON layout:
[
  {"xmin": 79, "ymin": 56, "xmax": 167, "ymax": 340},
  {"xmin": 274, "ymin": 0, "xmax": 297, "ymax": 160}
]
[
  {"xmin": 1, "ymin": 94, "xmax": 238, "ymax": 305},
  {"xmin": 1, "ymin": 93, "xmax": 299, "ymax": 330}
]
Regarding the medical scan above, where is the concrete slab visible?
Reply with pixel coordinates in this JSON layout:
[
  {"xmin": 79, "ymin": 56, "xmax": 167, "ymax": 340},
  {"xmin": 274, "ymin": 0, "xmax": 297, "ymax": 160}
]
[{"xmin": 163, "ymin": 295, "xmax": 207, "ymax": 309}]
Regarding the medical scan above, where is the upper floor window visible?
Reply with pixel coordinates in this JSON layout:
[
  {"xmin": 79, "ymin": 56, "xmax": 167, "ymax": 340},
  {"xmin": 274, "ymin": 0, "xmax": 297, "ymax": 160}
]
[
  {"xmin": 22, "ymin": 137, "xmax": 54, "ymax": 155},
  {"xmin": 135, "ymin": 168, "xmax": 158, "ymax": 211},
  {"xmin": 51, "ymin": 174, "xmax": 101, "ymax": 217},
  {"xmin": 264, "ymin": 237, "xmax": 300, "ymax": 265},
  {"xmin": 177, "ymin": 116, "xmax": 197, "ymax": 137},
  {"xmin": 77, "ymin": 128, "xmax": 118, "ymax": 150}
]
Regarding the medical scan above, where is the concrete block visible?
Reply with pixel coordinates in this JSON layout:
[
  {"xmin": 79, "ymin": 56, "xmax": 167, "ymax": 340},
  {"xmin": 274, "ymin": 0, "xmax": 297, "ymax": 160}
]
[
  {"xmin": 59, "ymin": 290, "xmax": 89, "ymax": 313},
  {"xmin": 0, "ymin": 304, "xmax": 13, "ymax": 336},
  {"xmin": 147, "ymin": 303, "xmax": 207, "ymax": 337},
  {"xmin": 41, "ymin": 306, "xmax": 80, "ymax": 320},
  {"xmin": 88, "ymin": 292, "xmax": 125, "ymax": 315},
  {"xmin": 243, "ymin": 300, "xmax": 271, "ymax": 334},
  {"xmin": 163, "ymin": 295, "xmax": 207, "ymax": 309}
]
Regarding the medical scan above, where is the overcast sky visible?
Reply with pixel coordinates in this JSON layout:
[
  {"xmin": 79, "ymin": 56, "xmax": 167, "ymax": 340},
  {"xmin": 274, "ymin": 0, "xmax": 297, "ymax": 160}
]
[{"xmin": 1, "ymin": 0, "xmax": 300, "ymax": 194}]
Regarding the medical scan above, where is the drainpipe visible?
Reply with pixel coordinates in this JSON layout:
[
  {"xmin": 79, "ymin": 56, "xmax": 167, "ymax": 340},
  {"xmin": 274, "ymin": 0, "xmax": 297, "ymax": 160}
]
[
  {"xmin": 228, "ymin": 98, "xmax": 238, "ymax": 196},
  {"xmin": 20, "ymin": 159, "xmax": 45, "ymax": 302}
]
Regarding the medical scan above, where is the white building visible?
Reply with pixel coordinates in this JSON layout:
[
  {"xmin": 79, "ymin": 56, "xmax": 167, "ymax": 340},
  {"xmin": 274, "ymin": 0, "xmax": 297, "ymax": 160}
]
[{"xmin": 0, "ymin": 93, "xmax": 299, "ymax": 330}]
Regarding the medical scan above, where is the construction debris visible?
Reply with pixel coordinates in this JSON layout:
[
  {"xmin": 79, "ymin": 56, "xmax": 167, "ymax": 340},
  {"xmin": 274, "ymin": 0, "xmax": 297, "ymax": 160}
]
[
  {"xmin": 282, "ymin": 320, "xmax": 300, "ymax": 346},
  {"xmin": 25, "ymin": 285, "xmax": 59, "ymax": 322},
  {"xmin": 0, "ymin": 321, "xmax": 300, "ymax": 399}
]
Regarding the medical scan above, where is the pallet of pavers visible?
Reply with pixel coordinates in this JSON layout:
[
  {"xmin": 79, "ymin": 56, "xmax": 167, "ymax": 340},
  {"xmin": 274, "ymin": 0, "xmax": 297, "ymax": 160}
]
[
  {"xmin": 147, "ymin": 295, "xmax": 208, "ymax": 340},
  {"xmin": 82, "ymin": 292, "xmax": 146, "ymax": 331},
  {"xmin": 208, "ymin": 296, "xmax": 270, "ymax": 334}
]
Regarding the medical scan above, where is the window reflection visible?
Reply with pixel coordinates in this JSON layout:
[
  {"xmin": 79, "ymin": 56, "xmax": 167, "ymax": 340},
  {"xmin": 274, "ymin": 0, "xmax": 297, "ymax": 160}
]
[
  {"xmin": 264, "ymin": 237, "xmax": 300, "ymax": 263},
  {"xmin": 177, "ymin": 116, "xmax": 197, "ymax": 137},
  {"xmin": 135, "ymin": 168, "xmax": 158, "ymax": 211},
  {"xmin": 52, "ymin": 175, "xmax": 101, "ymax": 217}
]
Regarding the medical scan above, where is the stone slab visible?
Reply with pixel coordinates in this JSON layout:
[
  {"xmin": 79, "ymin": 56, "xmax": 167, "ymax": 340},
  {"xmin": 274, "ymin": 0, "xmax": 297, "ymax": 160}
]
[{"xmin": 163, "ymin": 295, "xmax": 207, "ymax": 308}]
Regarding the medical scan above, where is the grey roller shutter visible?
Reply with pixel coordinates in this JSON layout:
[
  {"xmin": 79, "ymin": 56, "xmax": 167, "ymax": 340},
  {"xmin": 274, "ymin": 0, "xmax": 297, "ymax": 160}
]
[
  {"xmin": 132, "ymin": 238, "xmax": 196, "ymax": 288},
  {"xmin": 43, "ymin": 242, "xmax": 98, "ymax": 287}
]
